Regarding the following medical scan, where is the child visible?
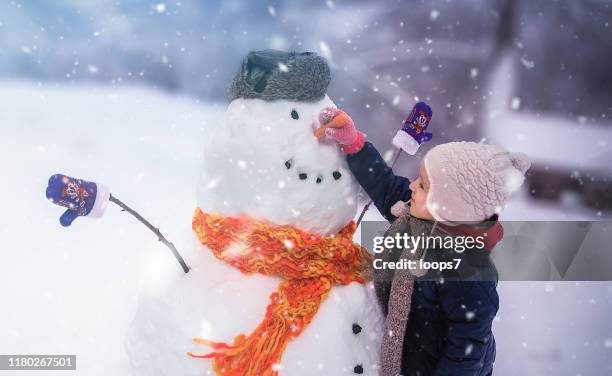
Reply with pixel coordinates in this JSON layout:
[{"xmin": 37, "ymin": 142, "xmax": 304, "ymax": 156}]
[{"xmin": 322, "ymin": 108, "xmax": 530, "ymax": 376}]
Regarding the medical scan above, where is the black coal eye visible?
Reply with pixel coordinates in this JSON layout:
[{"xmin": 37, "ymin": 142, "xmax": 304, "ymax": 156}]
[{"xmin": 291, "ymin": 110, "xmax": 299, "ymax": 120}]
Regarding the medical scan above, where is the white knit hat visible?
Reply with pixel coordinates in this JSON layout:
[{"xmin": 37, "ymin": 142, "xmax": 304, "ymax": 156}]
[{"xmin": 423, "ymin": 141, "xmax": 530, "ymax": 224}]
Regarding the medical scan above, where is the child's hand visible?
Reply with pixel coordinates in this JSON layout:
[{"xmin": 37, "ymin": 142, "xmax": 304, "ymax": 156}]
[{"xmin": 318, "ymin": 108, "xmax": 366, "ymax": 154}]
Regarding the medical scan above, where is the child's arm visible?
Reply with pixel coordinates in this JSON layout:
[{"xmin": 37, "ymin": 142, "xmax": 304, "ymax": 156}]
[
  {"xmin": 434, "ymin": 281, "xmax": 499, "ymax": 375},
  {"xmin": 345, "ymin": 141, "xmax": 411, "ymax": 222},
  {"xmin": 319, "ymin": 108, "xmax": 411, "ymax": 221},
  {"xmin": 321, "ymin": 106, "xmax": 431, "ymax": 222}
]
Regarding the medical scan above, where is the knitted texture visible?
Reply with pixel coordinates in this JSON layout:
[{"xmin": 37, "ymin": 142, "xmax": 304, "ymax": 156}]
[
  {"xmin": 319, "ymin": 107, "xmax": 366, "ymax": 154},
  {"xmin": 375, "ymin": 214, "xmax": 439, "ymax": 376},
  {"xmin": 228, "ymin": 50, "xmax": 331, "ymax": 103},
  {"xmin": 341, "ymin": 132, "xmax": 366, "ymax": 154},
  {"xmin": 424, "ymin": 141, "xmax": 530, "ymax": 223},
  {"xmin": 374, "ymin": 211, "xmax": 504, "ymax": 375},
  {"xmin": 189, "ymin": 209, "xmax": 373, "ymax": 376}
]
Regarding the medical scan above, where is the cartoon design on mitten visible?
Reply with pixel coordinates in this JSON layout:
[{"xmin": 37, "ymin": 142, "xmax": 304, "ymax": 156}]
[
  {"xmin": 392, "ymin": 101, "xmax": 433, "ymax": 155},
  {"xmin": 45, "ymin": 174, "xmax": 109, "ymax": 226}
]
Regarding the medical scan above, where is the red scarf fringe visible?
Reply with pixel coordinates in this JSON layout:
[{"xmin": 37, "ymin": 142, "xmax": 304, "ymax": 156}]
[{"xmin": 188, "ymin": 208, "xmax": 372, "ymax": 376}]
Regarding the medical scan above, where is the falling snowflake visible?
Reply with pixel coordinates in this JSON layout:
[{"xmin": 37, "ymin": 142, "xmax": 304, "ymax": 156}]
[
  {"xmin": 319, "ymin": 41, "xmax": 332, "ymax": 62},
  {"xmin": 154, "ymin": 3, "xmax": 166, "ymax": 13},
  {"xmin": 272, "ymin": 363, "xmax": 284, "ymax": 371},
  {"xmin": 270, "ymin": 35, "xmax": 286, "ymax": 50},
  {"xmin": 465, "ymin": 343, "xmax": 473, "ymax": 356},
  {"xmin": 200, "ymin": 320, "xmax": 212, "ymax": 338},
  {"xmin": 520, "ymin": 55, "xmax": 535, "ymax": 69},
  {"xmin": 383, "ymin": 149, "xmax": 394, "ymax": 163},
  {"xmin": 283, "ymin": 239, "xmax": 294, "ymax": 250},
  {"xmin": 206, "ymin": 179, "xmax": 218, "ymax": 189},
  {"xmin": 133, "ymin": 172, "xmax": 146, "ymax": 183}
]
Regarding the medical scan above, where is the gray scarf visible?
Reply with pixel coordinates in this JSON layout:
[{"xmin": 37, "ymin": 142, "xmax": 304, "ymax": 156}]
[{"xmin": 375, "ymin": 213, "xmax": 447, "ymax": 376}]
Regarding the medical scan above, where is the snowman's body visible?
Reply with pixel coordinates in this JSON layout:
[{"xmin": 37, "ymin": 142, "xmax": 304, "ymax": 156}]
[{"xmin": 125, "ymin": 95, "xmax": 385, "ymax": 375}]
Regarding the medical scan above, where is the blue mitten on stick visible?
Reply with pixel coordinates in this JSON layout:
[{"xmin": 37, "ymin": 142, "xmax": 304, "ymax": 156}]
[
  {"xmin": 45, "ymin": 174, "xmax": 110, "ymax": 226},
  {"xmin": 392, "ymin": 102, "xmax": 433, "ymax": 155}
]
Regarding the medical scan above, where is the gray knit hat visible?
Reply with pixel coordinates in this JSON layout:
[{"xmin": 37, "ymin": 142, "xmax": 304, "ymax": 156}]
[
  {"xmin": 424, "ymin": 141, "xmax": 531, "ymax": 224},
  {"xmin": 227, "ymin": 50, "xmax": 331, "ymax": 103}
]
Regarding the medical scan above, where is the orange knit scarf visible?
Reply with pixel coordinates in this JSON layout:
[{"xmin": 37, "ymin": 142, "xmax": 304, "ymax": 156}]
[{"xmin": 188, "ymin": 208, "xmax": 373, "ymax": 376}]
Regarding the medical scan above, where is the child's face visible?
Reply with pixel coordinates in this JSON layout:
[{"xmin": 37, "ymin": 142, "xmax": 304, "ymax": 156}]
[{"xmin": 408, "ymin": 163, "xmax": 435, "ymax": 221}]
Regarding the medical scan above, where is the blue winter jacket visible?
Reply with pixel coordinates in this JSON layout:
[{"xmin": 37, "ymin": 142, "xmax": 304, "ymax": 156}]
[{"xmin": 346, "ymin": 142, "xmax": 498, "ymax": 376}]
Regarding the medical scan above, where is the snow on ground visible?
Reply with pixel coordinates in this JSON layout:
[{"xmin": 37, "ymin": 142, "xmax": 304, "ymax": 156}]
[
  {"xmin": 1, "ymin": 81, "xmax": 611, "ymax": 375},
  {"xmin": 0, "ymin": 81, "xmax": 221, "ymax": 375}
]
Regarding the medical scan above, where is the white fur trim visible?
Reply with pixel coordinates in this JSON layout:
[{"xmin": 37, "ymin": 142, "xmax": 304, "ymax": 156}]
[
  {"xmin": 89, "ymin": 183, "xmax": 110, "ymax": 218},
  {"xmin": 392, "ymin": 130, "xmax": 420, "ymax": 155}
]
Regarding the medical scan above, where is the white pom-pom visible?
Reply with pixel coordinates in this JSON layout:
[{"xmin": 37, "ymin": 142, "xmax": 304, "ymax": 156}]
[
  {"xmin": 503, "ymin": 168, "xmax": 526, "ymax": 194},
  {"xmin": 510, "ymin": 152, "xmax": 531, "ymax": 174}
]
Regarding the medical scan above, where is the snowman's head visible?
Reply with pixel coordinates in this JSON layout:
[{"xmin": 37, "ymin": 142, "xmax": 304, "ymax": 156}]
[
  {"xmin": 197, "ymin": 50, "xmax": 359, "ymax": 235},
  {"xmin": 197, "ymin": 95, "xmax": 359, "ymax": 236}
]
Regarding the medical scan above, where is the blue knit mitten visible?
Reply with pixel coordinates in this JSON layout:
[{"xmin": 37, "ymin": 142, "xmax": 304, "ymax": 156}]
[
  {"xmin": 392, "ymin": 102, "xmax": 433, "ymax": 155},
  {"xmin": 46, "ymin": 174, "xmax": 110, "ymax": 226}
]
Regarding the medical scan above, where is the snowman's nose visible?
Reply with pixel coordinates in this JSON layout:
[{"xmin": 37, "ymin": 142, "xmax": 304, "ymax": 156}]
[
  {"xmin": 314, "ymin": 112, "xmax": 348, "ymax": 139},
  {"xmin": 310, "ymin": 120, "xmax": 320, "ymax": 134}
]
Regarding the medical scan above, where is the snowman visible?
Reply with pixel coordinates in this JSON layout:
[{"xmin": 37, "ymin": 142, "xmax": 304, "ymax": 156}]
[{"xmin": 125, "ymin": 50, "xmax": 384, "ymax": 376}]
